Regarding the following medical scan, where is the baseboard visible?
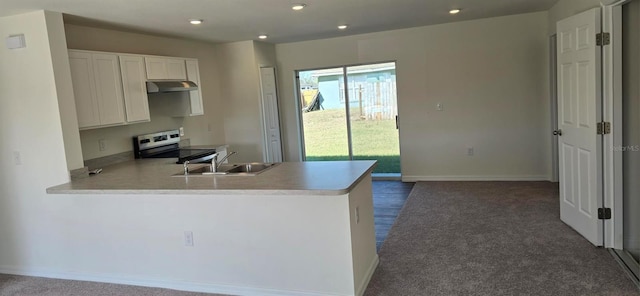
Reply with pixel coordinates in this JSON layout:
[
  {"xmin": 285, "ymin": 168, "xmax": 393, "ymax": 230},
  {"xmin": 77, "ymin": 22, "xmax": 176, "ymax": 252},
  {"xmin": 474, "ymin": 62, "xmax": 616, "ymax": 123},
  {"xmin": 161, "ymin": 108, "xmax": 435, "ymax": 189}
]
[
  {"xmin": 401, "ymin": 175, "xmax": 550, "ymax": 182},
  {"xmin": 356, "ymin": 255, "xmax": 379, "ymax": 296},
  {"xmin": 0, "ymin": 265, "xmax": 351, "ymax": 296}
]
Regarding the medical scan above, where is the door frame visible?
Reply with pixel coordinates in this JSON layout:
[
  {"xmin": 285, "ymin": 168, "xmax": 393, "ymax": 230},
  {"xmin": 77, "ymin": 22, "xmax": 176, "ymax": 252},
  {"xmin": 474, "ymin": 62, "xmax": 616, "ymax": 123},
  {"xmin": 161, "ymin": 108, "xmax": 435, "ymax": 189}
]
[
  {"xmin": 550, "ymin": 34, "xmax": 559, "ymax": 183},
  {"xmin": 603, "ymin": 1, "xmax": 640, "ymax": 285},
  {"xmin": 258, "ymin": 66, "xmax": 283, "ymax": 163},
  {"xmin": 602, "ymin": 0, "xmax": 625, "ymax": 249}
]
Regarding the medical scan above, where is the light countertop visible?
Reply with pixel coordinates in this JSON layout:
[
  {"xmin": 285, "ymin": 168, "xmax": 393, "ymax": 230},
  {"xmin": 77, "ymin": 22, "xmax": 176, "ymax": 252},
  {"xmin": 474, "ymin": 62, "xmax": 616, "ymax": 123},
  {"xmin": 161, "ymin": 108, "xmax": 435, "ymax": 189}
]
[{"xmin": 47, "ymin": 159, "xmax": 377, "ymax": 196}]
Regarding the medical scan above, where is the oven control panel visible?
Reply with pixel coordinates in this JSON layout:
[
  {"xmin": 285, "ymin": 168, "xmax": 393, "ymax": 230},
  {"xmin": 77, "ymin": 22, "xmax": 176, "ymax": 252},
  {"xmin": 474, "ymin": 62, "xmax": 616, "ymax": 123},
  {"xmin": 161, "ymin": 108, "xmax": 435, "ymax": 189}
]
[{"xmin": 134, "ymin": 130, "xmax": 181, "ymax": 150}]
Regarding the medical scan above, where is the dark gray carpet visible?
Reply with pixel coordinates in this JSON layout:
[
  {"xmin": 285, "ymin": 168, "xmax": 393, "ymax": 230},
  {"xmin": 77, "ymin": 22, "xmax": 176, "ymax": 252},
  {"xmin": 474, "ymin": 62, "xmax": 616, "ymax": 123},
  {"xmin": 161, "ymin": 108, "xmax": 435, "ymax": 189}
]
[
  {"xmin": 365, "ymin": 181, "xmax": 639, "ymax": 296},
  {"xmin": 2, "ymin": 181, "xmax": 637, "ymax": 295},
  {"xmin": 0, "ymin": 274, "xmax": 225, "ymax": 296}
]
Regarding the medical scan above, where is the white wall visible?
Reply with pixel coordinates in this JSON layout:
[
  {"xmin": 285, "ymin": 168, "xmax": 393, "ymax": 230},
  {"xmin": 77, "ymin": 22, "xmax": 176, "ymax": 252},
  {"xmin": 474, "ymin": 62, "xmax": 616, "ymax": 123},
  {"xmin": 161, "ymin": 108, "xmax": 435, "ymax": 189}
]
[
  {"xmin": 0, "ymin": 10, "xmax": 73, "ymax": 271},
  {"xmin": 548, "ymin": 0, "xmax": 602, "ymax": 34},
  {"xmin": 45, "ymin": 12, "xmax": 84, "ymax": 170},
  {"xmin": 64, "ymin": 24, "xmax": 225, "ymax": 161},
  {"xmin": 216, "ymin": 41, "xmax": 277, "ymax": 163},
  {"xmin": 276, "ymin": 12, "xmax": 551, "ymax": 181},
  {"xmin": 254, "ymin": 41, "xmax": 277, "ymax": 68}
]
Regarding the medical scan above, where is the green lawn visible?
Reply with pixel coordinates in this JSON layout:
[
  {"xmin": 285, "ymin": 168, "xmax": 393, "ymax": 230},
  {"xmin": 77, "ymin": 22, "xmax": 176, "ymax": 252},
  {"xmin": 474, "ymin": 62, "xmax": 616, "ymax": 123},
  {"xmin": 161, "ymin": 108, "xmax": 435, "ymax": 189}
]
[{"xmin": 302, "ymin": 109, "xmax": 400, "ymax": 173}]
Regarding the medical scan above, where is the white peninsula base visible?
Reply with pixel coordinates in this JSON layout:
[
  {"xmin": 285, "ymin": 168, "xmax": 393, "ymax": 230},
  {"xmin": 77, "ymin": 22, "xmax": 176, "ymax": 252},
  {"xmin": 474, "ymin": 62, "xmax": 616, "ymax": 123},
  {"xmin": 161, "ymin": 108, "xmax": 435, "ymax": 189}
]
[{"xmin": 36, "ymin": 161, "xmax": 378, "ymax": 296}]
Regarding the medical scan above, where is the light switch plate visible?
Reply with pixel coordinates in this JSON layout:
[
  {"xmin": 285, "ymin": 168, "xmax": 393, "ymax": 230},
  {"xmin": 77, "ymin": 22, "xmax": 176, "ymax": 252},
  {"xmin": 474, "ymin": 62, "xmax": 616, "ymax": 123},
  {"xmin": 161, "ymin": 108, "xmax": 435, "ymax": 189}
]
[{"xmin": 179, "ymin": 127, "xmax": 185, "ymax": 136}]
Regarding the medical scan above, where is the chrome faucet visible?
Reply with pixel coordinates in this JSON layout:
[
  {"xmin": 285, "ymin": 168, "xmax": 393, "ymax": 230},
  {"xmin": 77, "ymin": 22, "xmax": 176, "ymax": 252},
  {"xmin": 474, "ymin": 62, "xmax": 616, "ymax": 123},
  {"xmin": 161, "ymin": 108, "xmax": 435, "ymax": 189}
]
[
  {"xmin": 211, "ymin": 151, "xmax": 237, "ymax": 172},
  {"xmin": 183, "ymin": 160, "xmax": 190, "ymax": 175}
]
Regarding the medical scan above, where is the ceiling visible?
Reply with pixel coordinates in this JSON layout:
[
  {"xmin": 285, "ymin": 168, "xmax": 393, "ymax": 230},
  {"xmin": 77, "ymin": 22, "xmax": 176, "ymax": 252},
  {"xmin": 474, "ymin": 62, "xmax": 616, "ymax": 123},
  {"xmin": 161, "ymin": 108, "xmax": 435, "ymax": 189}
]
[{"xmin": 0, "ymin": 0, "xmax": 559, "ymax": 44}]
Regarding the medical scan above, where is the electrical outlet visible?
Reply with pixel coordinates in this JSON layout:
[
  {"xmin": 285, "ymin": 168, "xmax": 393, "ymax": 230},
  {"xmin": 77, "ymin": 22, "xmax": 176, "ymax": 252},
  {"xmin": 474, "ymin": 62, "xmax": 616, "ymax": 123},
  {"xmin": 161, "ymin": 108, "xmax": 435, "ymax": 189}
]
[
  {"xmin": 98, "ymin": 139, "xmax": 106, "ymax": 151},
  {"xmin": 184, "ymin": 231, "xmax": 194, "ymax": 247},
  {"xmin": 355, "ymin": 207, "xmax": 360, "ymax": 224},
  {"xmin": 436, "ymin": 103, "xmax": 444, "ymax": 111},
  {"xmin": 13, "ymin": 151, "xmax": 21, "ymax": 165},
  {"xmin": 467, "ymin": 147, "xmax": 474, "ymax": 156},
  {"xmin": 179, "ymin": 127, "xmax": 185, "ymax": 136}
]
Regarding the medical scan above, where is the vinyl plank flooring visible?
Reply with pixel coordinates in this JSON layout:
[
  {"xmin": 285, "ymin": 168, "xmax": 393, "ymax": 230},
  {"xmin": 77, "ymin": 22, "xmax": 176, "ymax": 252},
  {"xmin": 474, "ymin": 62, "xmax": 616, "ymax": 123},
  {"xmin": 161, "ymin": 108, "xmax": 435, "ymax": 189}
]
[{"xmin": 372, "ymin": 180, "xmax": 414, "ymax": 250}]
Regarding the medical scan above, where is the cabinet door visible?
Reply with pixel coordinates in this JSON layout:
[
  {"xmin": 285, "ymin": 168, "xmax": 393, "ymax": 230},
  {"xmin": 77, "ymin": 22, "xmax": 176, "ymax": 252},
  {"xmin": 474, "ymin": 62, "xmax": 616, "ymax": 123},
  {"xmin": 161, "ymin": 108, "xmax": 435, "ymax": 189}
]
[
  {"xmin": 145, "ymin": 57, "xmax": 168, "ymax": 80},
  {"xmin": 69, "ymin": 51, "xmax": 101, "ymax": 128},
  {"xmin": 166, "ymin": 58, "xmax": 187, "ymax": 80},
  {"xmin": 119, "ymin": 55, "xmax": 150, "ymax": 123},
  {"xmin": 185, "ymin": 59, "xmax": 204, "ymax": 116},
  {"xmin": 92, "ymin": 53, "xmax": 125, "ymax": 126}
]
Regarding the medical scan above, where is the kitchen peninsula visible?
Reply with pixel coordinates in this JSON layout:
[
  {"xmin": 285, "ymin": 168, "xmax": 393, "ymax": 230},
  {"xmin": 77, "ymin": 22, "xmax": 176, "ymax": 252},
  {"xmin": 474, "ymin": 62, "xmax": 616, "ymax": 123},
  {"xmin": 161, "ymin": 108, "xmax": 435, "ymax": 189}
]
[{"xmin": 47, "ymin": 160, "xmax": 378, "ymax": 296}]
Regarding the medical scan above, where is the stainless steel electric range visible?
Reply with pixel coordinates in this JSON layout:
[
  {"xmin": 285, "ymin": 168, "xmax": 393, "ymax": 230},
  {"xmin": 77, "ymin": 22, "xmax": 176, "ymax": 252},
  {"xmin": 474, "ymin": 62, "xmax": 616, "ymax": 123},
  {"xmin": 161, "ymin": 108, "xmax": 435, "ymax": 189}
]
[{"xmin": 133, "ymin": 130, "xmax": 217, "ymax": 164}]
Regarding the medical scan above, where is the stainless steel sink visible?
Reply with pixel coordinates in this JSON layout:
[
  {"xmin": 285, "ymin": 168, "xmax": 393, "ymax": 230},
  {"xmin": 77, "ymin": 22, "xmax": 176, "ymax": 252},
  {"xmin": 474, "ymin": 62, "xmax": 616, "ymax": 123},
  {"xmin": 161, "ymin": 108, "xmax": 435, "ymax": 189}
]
[
  {"xmin": 223, "ymin": 163, "xmax": 275, "ymax": 174},
  {"xmin": 174, "ymin": 162, "xmax": 280, "ymax": 176}
]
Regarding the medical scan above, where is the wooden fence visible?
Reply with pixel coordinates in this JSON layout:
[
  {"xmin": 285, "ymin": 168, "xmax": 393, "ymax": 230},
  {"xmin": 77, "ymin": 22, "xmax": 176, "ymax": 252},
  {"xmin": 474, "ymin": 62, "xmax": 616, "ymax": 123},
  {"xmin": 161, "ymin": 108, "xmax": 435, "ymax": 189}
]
[{"xmin": 342, "ymin": 79, "xmax": 398, "ymax": 120}]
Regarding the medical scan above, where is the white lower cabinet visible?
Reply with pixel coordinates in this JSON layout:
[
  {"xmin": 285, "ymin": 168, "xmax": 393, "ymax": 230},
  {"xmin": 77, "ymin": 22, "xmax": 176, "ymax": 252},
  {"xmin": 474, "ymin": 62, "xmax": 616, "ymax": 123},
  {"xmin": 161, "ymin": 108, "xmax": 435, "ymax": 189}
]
[
  {"xmin": 216, "ymin": 146, "xmax": 228, "ymax": 163},
  {"xmin": 69, "ymin": 50, "xmax": 150, "ymax": 129}
]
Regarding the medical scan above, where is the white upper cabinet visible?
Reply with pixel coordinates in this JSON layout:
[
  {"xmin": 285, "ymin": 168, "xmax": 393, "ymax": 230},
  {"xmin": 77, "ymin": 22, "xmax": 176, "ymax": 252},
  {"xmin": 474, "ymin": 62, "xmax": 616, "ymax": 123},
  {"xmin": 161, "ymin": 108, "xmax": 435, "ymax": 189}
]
[
  {"xmin": 69, "ymin": 50, "xmax": 205, "ymax": 128},
  {"xmin": 69, "ymin": 50, "xmax": 152, "ymax": 130},
  {"xmin": 185, "ymin": 59, "xmax": 204, "ymax": 116},
  {"xmin": 92, "ymin": 53, "xmax": 126, "ymax": 126},
  {"xmin": 145, "ymin": 57, "xmax": 186, "ymax": 80},
  {"xmin": 119, "ymin": 55, "xmax": 151, "ymax": 123},
  {"xmin": 69, "ymin": 51, "xmax": 126, "ymax": 129},
  {"xmin": 144, "ymin": 57, "xmax": 167, "ymax": 80},
  {"xmin": 166, "ymin": 58, "xmax": 187, "ymax": 80},
  {"xmin": 69, "ymin": 51, "xmax": 100, "ymax": 128}
]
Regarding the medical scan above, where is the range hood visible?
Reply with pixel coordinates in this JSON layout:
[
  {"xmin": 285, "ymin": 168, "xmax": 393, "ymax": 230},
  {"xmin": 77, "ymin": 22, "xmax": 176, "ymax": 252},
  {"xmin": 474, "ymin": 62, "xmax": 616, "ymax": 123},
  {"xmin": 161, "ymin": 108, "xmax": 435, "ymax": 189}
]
[{"xmin": 146, "ymin": 81, "xmax": 198, "ymax": 93}]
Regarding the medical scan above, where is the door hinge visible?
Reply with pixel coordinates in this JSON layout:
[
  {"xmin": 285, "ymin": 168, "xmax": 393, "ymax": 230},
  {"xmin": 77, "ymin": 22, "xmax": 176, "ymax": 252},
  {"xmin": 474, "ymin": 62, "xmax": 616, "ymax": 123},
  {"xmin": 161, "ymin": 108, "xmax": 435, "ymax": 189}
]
[
  {"xmin": 598, "ymin": 208, "xmax": 612, "ymax": 220},
  {"xmin": 597, "ymin": 122, "xmax": 611, "ymax": 135},
  {"xmin": 596, "ymin": 32, "xmax": 610, "ymax": 46}
]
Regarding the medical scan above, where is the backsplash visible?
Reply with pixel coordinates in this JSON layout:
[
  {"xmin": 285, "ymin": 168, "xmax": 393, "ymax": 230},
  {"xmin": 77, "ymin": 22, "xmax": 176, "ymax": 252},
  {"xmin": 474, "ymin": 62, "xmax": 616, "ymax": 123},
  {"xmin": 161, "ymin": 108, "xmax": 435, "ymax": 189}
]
[
  {"xmin": 80, "ymin": 95, "xmax": 184, "ymax": 160},
  {"xmin": 83, "ymin": 151, "xmax": 134, "ymax": 170}
]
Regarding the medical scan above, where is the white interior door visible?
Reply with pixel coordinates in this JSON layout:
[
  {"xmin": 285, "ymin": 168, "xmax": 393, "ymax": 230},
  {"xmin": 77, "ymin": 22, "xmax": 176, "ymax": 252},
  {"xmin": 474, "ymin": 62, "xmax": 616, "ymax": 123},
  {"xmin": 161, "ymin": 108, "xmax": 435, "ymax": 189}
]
[
  {"xmin": 557, "ymin": 7, "xmax": 604, "ymax": 246},
  {"xmin": 259, "ymin": 67, "xmax": 283, "ymax": 162}
]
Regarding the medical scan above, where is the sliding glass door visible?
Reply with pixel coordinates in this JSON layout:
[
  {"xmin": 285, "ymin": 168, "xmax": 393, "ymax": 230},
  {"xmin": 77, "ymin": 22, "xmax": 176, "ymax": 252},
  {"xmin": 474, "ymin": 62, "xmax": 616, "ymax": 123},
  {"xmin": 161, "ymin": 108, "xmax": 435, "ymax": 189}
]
[
  {"xmin": 346, "ymin": 63, "xmax": 400, "ymax": 173},
  {"xmin": 297, "ymin": 62, "xmax": 400, "ymax": 174}
]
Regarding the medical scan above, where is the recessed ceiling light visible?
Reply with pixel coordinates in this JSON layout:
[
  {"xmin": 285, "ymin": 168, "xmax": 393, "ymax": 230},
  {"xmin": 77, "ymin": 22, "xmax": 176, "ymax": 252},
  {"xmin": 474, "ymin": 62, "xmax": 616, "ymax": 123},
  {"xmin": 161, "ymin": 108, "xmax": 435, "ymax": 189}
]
[
  {"xmin": 292, "ymin": 4, "xmax": 306, "ymax": 10},
  {"xmin": 449, "ymin": 9, "xmax": 461, "ymax": 14},
  {"xmin": 338, "ymin": 25, "xmax": 348, "ymax": 30},
  {"xmin": 258, "ymin": 35, "xmax": 268, "ymax": 39},
  {"xmin": 189, "ymin": 19, "xmax": 203, "ymax": 25}
]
